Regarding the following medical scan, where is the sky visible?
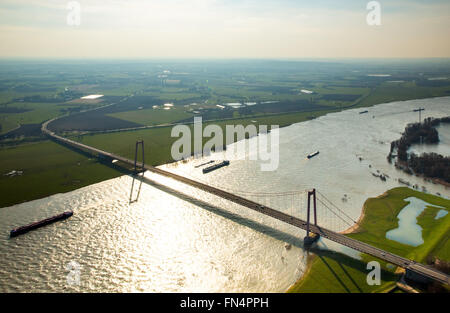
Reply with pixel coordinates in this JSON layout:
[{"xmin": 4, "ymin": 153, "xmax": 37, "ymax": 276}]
[{"xmin": 0, "ymin": 0, "xmax": 449, "ymax": 59}]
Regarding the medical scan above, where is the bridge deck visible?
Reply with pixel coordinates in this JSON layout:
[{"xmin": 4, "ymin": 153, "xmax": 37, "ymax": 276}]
[{"xmin": 41, "ymin": 121, "xmax": 450, "ymax": 286}]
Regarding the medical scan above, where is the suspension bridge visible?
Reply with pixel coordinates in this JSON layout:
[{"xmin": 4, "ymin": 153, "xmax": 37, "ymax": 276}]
[{"xmin": 41, "ymin": 119, "xmax": 450, "ymax": 286}]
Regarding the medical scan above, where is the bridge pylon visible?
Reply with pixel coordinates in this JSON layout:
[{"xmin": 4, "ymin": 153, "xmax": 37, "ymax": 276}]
[
  {"xmin": 130, "ymin": 140, "xmax": 145, "ymax": 203},
  {"xmin": 134, "ymin": 140, "xmax": 145, "ymax": 175},
  {"xmin": 304, "ymin": 188, "xmax": 320, "ymax": 248}
]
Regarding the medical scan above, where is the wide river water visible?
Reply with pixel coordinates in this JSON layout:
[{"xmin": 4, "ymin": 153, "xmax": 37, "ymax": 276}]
[{"xmin": 1, "ymin": 97, "xmax": 449, "ymax": 292}]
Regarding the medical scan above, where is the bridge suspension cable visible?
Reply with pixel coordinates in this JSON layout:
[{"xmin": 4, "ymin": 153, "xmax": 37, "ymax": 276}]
[
  {"xmin": 316, "ymin": 198, "xmax": 354, "ymax": 229},
  {"xmin": 317, "ymin": 190, "xmax": 360, "ymax": 225},
  {"xmin": 148, "ymin": 164, "xmax": 362, "ymax": 231},
  {"xmin": 151, "ymin": 164, "xmax": 365, "ymax": 232}
]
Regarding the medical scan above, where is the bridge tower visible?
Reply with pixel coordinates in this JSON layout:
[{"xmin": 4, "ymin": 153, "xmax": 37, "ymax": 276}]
[
  {"xmin": 134, "ymin": 140, "xmax": 145, "ymax": 174},
  {"xmin": 304, "ymin": 188, "xmax": 320, "ymax": 248},
  {"xmin": 130, "ymin": 140, "xmax": 145, "ymax": 203}
]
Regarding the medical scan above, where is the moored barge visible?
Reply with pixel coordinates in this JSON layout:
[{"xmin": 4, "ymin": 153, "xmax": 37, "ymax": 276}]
[
  {"xmin": 202, "ymin": 160, "xmax": 230, "ymax": 174},
  {"xmin": 10, "ymin": 211, "xmax": 73, "ymax": 238}
]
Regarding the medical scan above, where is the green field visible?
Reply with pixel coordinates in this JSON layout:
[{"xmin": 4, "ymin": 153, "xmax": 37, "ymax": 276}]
[
  {"xmin": 108, "ymin": 106, "xmax": 193, "ymax": 126},
  {"xmin": 288, "ymin": 187, "xmax": 450, "ymax": 293},
  {"xmin": 0, "ymin": 141, "xmax": 120, "ymax": 208},
  {"xmin": 0, "ymin": 101, "xmax": 65, "ymax": 134},
  {"xmin": 357, "ymin": 83, "xmax": 450, "ymax": 108},
  {"xmin": 73, "ymin": 109, "xmax": 334, "ymax": 166},
  {"xmin": 348, "ymin": 188, "xmax": 450, "ymax": 262},
  {"xmin": 287, "ymin": 250, "xmax": 399, "ymax": 293}
]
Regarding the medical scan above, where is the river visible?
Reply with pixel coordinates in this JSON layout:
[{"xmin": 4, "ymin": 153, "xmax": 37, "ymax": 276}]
[{"xmin": 0, "ymin": 97, "xmax": 449, "ymax": 292}]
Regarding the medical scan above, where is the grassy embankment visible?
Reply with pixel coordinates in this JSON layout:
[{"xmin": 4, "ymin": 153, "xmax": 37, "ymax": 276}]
[{"xmin": 288, "ymin": 187, "xmax": 450, "ymax": 293}]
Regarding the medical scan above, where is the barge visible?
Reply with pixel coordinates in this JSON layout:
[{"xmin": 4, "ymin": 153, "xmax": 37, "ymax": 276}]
[
  {"xmin": 307, "ymin": 151, "xmax": 320, "ymax": 159},
  {"xmin": 10, "ymin": 211, "xmax": 73, "ymax": 238},
  {"xmin": 195, "ymin": 160, "xmax": 215, "ymax": 168},
  {"xmin": 202, "ymin": 160, "xmax": 230, "ymax": 174}
]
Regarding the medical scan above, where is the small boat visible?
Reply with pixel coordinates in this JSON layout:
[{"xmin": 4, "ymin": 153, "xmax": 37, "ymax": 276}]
[
  {"xmin": 359, "ymin": 110, "xmax": 369, "ymax": 114},
  {"xmin": 10, "ymin": 211, "xmax": 73, "ymax": 238},
  {"xmin": 307, "ymin": 151, "xmax": 319, "ymax": 159}
]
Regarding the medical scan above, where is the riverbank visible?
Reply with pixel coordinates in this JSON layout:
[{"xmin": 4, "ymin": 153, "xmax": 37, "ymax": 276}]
[
  {"xmin": 287, "ymin": 187, "xmax": 450, "ymax": 293},
  {"xmin": 339, "ymin": 192, "xmax": 373, "ymax": 235},
  {"xmin": 395, "ymin": 160, "xmax": 450, "ymax": 189}
]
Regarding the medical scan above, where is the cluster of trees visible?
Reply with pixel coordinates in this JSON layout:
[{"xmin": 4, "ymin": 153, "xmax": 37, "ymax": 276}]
[
  {"xmin": 427, "ymin": 116, "xmax": 450, "ymax": 127},
  {"xmin": 15, "ymin": 90, "xmax": 84, "ymax": 104},
  {"xmin": 389, "ymin": 118, "xmax": 442, "ymax": 162},
  {"xmin": 388, "ymin": 116, "xmax": 450, "ymax": 183},
  {"xmin": 408, "ymin": 153, "xmax": 450, "ymax": 183}
]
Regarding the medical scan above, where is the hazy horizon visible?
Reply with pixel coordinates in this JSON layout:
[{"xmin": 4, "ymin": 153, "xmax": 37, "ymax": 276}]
[
  {"xmin": 2, "ymin": 57, "xmax": 450, "ymax": 61},
  {"xmin": 0, "ymin": 0, "xmax": 449, "ymax": 59}
]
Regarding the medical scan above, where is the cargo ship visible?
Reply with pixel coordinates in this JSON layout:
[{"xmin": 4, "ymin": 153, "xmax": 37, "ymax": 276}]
[
  {"xmin": 202, "ymin": 160, "xmax": 230, "ymax": 174},
  {"xmin": 10, "ymin": 211, "xmax": 73, "ymax": 238},
  {"xmin": 307, "ymin": 151, "xmax": 320, "ymax": 159}
]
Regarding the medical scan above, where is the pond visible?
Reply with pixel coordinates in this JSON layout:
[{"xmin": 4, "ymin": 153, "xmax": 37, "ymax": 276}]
[{"xmin": 386, "ymin": 197, "xmax": 445, "ymax": 246}]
